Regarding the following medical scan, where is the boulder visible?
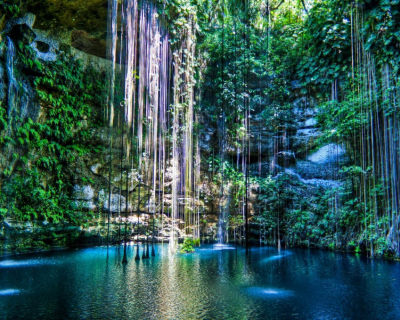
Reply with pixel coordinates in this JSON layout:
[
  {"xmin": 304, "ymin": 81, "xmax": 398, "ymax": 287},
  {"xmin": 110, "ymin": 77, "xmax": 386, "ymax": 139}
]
[
  {"xmin": 14, "ymin": 13, "xmax": 36, "ymax": 28},
  {"xmin": 73, "ymin": 185, "xmax": 95, "ymax": 201},
  {"xmin": 90, "ymin": 163, "xmax": 102, "ymax": 175},
  {"xmin": 31, "ymin": 29, "xmax": 59, "ymax": 61},
  {"xmin": 303, "ymin": 117, "xmax": 317, "ymax": 128},
  {"xmin": 307, "ymin": 144, "xmax": 346, "ymax": 164}
]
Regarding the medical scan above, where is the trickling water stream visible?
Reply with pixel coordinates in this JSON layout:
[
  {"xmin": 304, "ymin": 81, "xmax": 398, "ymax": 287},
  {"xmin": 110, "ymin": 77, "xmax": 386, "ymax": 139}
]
[{"xmin": 6, "ymin": 37, "xmax": 17, "ymax": 122}]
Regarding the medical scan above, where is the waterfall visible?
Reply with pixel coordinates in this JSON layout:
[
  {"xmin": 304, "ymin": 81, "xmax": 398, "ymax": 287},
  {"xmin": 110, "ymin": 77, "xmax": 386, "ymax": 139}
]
[
  {"xmin": 106, "ymin": 0, "xmax": 197, "ymax": 256},
  {"xmin": 6, "ymin": 37, "xmax": 17, "ymax": 124}
]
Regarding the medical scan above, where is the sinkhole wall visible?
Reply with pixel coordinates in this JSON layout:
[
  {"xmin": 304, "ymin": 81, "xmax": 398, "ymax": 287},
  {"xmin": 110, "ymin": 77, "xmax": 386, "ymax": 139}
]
[
  {"xmin": 0, "ymin": 0, "xmax": 202, "ymax": 255},
  {"xmin": 0, "ymin": 1, "xmax": 347, "ymax": 255}
]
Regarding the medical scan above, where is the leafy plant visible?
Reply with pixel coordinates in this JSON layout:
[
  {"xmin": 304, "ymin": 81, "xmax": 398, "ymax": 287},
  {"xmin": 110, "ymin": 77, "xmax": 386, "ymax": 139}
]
[
  {"xmin": 180, "ymin": 238, "xmax": 196, "ymax": 253},
  {"xmin": 0, "ymin": 40, "xmax": 105, "ymax": 224}
]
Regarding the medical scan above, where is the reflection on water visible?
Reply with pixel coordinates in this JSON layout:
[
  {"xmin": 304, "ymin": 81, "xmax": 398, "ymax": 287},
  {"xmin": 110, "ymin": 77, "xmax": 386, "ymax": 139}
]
[
  {"xmin": 0, "ymin": 289, "xmax": 20, "ymax": 296},
  {"xmin": 245, "ymin": 287, "xmax": 294, "ymax": 298},
  {"xmin": 212, "ymin": 244, "xmax": 237, "ymax": 250},
  {"xmin": 0, "ymin": 259, "xmax": 46, "ymax": 268},
  {"xmin": 260, "ymin": 251, "xmax": 292, "ymax": 263},
  {"xmin": 198, "ymin": 244, "xmax": 237, "ymax": 253},
  {"xmin": 0, "ymin": 244, "xmax": 399, "ymax": 319}
]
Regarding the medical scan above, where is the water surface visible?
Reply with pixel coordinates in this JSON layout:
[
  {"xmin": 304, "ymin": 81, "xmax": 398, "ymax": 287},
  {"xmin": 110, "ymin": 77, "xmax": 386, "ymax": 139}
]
[{"xmin": 1, "ymin": 244, "xmax": 399, "ymax": 319}]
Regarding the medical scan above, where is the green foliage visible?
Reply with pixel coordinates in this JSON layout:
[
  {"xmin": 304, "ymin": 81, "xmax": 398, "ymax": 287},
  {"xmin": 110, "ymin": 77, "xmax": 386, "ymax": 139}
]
[
  {"xmin": 290, "ymin": 0, "xmax": 400, "ymax": 258},
  {"xmin": 297, "ymin": 0, "xmax": 351, "ymax": 88},
  {"xmin": 317, "ymin": 93, "xmax": 368, "ymax": 142},
  {"xmin": 207, "ymin": 157, "xmax": 246, "ymax": 206},
  {"xmin": 1, "ymin": 0, "xmax": 398, "ymax": 259},
  {"xmin": 1, "ymin": 168, "xmax": 73, "ymax": 222},
  {"xmin": 0, "ymin": 0, "xmax": 21, "ymax": 21},
  {"xmin": 0, "ymin": 42, "xmax": 105, "ymax": 223},
  {"xmin": 180, "ymin": 238, "xmax": 196, "ymax": 253},
  {"xmin": 298, "ymin": 0, "xmax": 400, "ymax": 89},
  {"xmin": 363, "ymin": 0, "xmax": 400, "ymax": 66},
  {"xmin": 156, "ymin": 0, "xmax": 198, "ymax": 46}
]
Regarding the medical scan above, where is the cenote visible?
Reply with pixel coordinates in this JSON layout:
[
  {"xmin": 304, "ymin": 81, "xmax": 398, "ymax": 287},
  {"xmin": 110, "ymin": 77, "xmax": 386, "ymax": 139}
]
[
  {"xmin": 1, "ymin": 244, "xmax": 400, "ymax": 320},
  {"xmin": 2, "ymin": 0, "xmax": 400, "ymax": 318}
]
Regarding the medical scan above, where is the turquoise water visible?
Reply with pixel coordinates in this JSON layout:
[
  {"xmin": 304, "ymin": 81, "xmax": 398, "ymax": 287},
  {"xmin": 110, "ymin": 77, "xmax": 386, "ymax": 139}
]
[{"xmin": 1, "ymin": 244, "xmax": 400, "ymax": 319}]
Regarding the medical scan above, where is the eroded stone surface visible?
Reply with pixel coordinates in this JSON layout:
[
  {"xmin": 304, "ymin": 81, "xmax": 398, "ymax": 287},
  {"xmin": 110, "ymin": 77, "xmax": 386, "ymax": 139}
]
[
  {"xmin": 73, "ymin": 185, "xmax": 94, "ymax": 201},
  {"xmin": 308, "ymin": 144, "xmax": 346, "ymax": 164}
]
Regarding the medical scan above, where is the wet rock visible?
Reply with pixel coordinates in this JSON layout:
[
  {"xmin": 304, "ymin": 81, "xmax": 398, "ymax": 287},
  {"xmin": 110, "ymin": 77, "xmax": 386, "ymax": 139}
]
[
  {"xmin": 2, "ymin": 34, "xmax": 40, "ymax": 121},
  {"xmin": 284, "ymin": 168, "xmax": 343, "ymax": 189},
  {"xmin": 0, "ymin": 220, "xmax": 102, "ymax": 256},
  {"xmin": 293, "ymin": 103, "xmax": 316, "ymax": 119},
  {"xmin": 98, "ymin": 190, "xmax": 132, "ymax": 213},
  {"xmin": 291, "ymin": 108, "xmax": 321, "ymax": 156},
  {"xmin": 73, "ymin": 185, "xmax": 95, "ymax": 201},
  {"xmin": 303, "ymin": 117, "xmax": 317, "ymax": 128},
  {"xmin": 73, "ymin": 185, "xmax": 96, "ymax": 211},
  {"xmin": 71, "ymin": 30, "xmax": 107, "ymax": 58},
  {"xmin": 294, "ymin": 160, "xmax": 340, "ymax": 180},
  {"xmin": 249, "ymin": 161, "xmax": 273, "ymax": 177},
  {"xmin": 19, "ymin": 79, "xmax": 40, "ymax": 120},
  {"xmin": 199, "ymin": 128, "xmax": 215, "ymax": 153},
  {"xmin": 112, "ymin": 169, "xmax": 139, "ymax": 192},
  {"xmin": 73, "ymin": 200, "xmax": 96, "ymax": 211},
  {"xmin": 31, "ymin": 30, "xmax": 59, "ymax": 61},
  {"xmin": 15, "ymin": 13, "xmax": 36, "ymax": 28},
  {"xmin": 292, "ymin": 97, "xmax": 310, "ymax": 113},
  {"xmin": 90, "ymin": 163, "xmax": 102, "ymax": 175},
  {"xmin": 296, "ymin": 128, "xmax": 319, "ymax": 138},
  {"xmin": 35, "ymin": 41, "xmax": 50, "ymax": 53}
]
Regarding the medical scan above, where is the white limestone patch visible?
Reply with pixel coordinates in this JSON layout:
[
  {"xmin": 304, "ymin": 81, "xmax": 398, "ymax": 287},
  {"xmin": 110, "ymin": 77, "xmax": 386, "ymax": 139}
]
[
  {"xmin": 90, "ymin": 163, "xmax": 102, "ymax": 175},
  {"xmin": 304, "ymin": 117, "xmax": 317, "ymax": 127},
  {"xmin": 31, "ymin": 29, "xmax": 59, "ymax": 62},
  {"xmin": 98, "ymin": 190, "xmax": 132, "ymax": 212},
  {"xmin": 307, "ymin": 144, "xmax": 345, "ymax": 164},
  {"xmin": 73, "ymin": 185, "xmax": 95, "ymax": 201}
]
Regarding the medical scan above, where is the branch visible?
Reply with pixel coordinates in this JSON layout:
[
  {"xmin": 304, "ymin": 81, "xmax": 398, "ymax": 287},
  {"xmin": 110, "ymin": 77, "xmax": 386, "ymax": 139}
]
[
  {"xmin": 300, "ymin": 0, "xmax": 309, "ymax": 14},
  {"xmin": 266, "ymin": 0, "xmax": 308, "ymax": 14},
  {"xmin": 270, "ymin": 0, "xmax": 285, "ymax": 11}
]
